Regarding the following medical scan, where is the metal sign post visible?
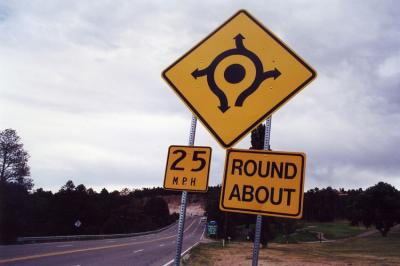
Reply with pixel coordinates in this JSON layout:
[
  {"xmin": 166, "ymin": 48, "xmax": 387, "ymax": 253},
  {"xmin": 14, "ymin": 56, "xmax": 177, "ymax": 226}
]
[
  {"xmin": 252, "ymin": 117, "xmax": 272, "ymax": 266},
  {"xmin": 174, "ymin": 115, "xmax": 197, "ymax": 266}
]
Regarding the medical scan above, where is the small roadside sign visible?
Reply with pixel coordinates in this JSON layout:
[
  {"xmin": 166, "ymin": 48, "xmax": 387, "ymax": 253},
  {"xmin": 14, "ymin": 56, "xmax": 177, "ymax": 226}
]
[
  {"xmin": 164, "ymin": 145, "xmax": 212, "ymax": 192},
  {"xmin": 162, "ymin": 10, "xmax": 316, "ymax": 148},
  {"xmin": 220, "ymin": 149, "xmax": 306, "ymax": 218},
  {"xmin": 74, "ymin": 220, "xmax": 81, "ymax": 228},
  {"xmin": 207, "ymin": 221, "xmax": 218, "ymax": 236}
]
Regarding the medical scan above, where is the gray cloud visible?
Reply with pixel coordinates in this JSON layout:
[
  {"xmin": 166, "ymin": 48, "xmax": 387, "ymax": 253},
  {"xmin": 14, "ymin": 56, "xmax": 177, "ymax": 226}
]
[{"xmin": 0, "ymin": 0, "xmax": 399, "ymax": 191}]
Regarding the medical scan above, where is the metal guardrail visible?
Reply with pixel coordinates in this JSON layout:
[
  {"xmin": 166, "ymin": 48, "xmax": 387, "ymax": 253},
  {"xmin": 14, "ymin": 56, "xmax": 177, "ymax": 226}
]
[{"xmin": 17, "ymin": 221, "xmax": 178, "ymax": 244}]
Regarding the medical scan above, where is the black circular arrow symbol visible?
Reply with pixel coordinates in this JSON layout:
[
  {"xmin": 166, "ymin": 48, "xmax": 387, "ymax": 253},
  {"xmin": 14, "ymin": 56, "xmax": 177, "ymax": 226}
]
[{"xmin": 192, "ymin": 34, "xmax": 281, "ymax": 113}]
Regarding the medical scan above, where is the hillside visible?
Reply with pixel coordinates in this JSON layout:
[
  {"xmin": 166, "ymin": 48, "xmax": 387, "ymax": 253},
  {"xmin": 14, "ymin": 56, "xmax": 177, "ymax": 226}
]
[{"xmin": 163, "ymin": 194, "xmax": 206, "ymax": 216}]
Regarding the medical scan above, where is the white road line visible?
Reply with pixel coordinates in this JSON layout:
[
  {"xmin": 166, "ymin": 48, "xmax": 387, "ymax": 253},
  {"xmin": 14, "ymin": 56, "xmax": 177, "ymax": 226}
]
[
  {"xmin": 162, "ymin": 241, "xmax": 201, "ymax": 266},
  {"xmin": 107, "ymin": 240, "xmax": 116, "ymax": 243},
  {"xmin": 56, "ymin": 244, "xmax": 73, "ymax": 248},
  {"xmin": 159, "ymin": 244, "xmax": 165, "ymax": 247},
  {"xmin": 133, "ymin": 249, "xmax": 144, "ymax": 253}
]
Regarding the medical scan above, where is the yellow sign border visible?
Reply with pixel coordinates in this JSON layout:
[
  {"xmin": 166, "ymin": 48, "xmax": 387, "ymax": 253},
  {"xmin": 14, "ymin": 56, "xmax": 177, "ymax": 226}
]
[
  {"xmin": 162, "ymin": 10, "xmax": 317, "ymax": 148},
  {"xmin": 219, "ymin": 148, "xmax": 306, "ymax": 218},
  {"xmin": 163, "ymin": 145, "xmax": 212, "ymax": 193}
]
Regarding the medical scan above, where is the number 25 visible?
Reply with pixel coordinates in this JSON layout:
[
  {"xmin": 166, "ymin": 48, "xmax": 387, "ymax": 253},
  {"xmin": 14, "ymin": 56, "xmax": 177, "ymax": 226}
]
[{"xmin": 171, "ymin": 150, "xmax": 207, "ymax": 172}]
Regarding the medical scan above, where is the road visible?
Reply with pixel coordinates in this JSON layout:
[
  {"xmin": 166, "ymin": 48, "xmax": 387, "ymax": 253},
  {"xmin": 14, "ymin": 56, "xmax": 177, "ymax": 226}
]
[{"xmin": 0, "ymin": 216, "xmax": 204, "ymax": 266}]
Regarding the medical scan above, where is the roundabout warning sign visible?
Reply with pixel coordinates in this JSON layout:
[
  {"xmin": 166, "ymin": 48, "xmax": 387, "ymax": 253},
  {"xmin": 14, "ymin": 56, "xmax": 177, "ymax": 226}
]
[
  {"xmin": 162, "ymin": 10, "xmax": 316, "ymax": 148},
  {"xmin": 191, "ymin": 33, "xmax": 281, "ymax": 112},
  {"xmin": 220, "ymin": 149, "xmax": 306, "ymax": 218}
]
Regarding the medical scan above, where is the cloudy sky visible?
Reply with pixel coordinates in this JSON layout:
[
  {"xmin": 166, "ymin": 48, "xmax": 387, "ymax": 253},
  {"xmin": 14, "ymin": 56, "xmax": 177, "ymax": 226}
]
[{"xmin": 1, "ymin": 0, "xmax": 399, "ymax": 192}]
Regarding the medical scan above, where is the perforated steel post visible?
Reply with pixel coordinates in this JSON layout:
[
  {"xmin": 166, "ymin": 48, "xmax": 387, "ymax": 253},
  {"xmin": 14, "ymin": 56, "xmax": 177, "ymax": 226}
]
[
  {"xmin": 174, "ymin": 115, "xmax": 197, "ymax": 266},
  {"xmin": 252, "ymin": 117, "xmax": 272, "ymax": 266}
]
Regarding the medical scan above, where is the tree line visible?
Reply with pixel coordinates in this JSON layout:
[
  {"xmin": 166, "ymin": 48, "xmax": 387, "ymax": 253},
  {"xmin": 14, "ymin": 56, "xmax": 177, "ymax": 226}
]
[
  {"xmin": 0, "ymin": 129, "xmax": 180, "ymax": 243},
  {"xmin": 202, "ymin": 124, "xmax": 400, "ymax": 244},
  {"xmin": 204, "ymin": 182, "xmax": 400, "ymax": 244},
  {"xmin": 0, "ymin": 180, "xmax": 179, "ymax": 244},
  {"xmin": 1, "ymin": 127, "xmax": 399, "ymax": 245}
]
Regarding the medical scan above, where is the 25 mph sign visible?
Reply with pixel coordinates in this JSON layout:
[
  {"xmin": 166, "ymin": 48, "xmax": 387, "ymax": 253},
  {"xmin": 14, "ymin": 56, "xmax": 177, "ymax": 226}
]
[{"xmin": 164, "ymin": 145, "xmax": 212, "ymax": 192}]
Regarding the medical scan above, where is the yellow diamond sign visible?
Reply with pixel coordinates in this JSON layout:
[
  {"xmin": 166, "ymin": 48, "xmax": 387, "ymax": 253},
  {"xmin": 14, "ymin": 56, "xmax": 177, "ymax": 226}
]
[{"xmin": 162, "ymin": 10, "xmax": 316, "ymax": 148}]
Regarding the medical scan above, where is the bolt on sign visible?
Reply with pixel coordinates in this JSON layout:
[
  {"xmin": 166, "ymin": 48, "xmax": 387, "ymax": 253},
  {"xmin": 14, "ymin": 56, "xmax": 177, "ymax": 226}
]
[
  {"xmin": 162, "ymin": 10, "xmax": 316, "ymax": 148},
  {"xmin": 164, "ymin": 145, "xmax": 212, "ymax": 192},
  {"xmin": 220, "ymin": 149, "xmax": 306, "ymax": 218}
]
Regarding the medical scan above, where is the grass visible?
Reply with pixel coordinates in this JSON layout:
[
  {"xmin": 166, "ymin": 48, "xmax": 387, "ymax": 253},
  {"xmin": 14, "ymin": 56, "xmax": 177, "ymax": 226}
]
[
  {"xmin": 273, "ymin": 220, "xmax": 366, "ymax": 243},
  {"xmin": 319, "ymin": 228, "xmax": 400, "ymax": 258},
  {"xmin": 273, "ymin": 230, "xmax": 318, "ymax": 243},
  {"xmin": 304, "ymin": 220, "xmax": 367, "ymax": 239},
  {"xmin": 182, "ymin": 242, "xmax": 228, "ymax": 266},
  {"xmin": 184, "ymin": 226, "xmax": 400, "ymax": 265}
]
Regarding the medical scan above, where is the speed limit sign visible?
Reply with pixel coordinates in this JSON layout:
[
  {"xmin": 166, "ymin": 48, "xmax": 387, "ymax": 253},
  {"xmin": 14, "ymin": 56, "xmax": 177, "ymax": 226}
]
[{"xmin": 163, "ymin": 145, "xmax": 212, "ymax": 192}]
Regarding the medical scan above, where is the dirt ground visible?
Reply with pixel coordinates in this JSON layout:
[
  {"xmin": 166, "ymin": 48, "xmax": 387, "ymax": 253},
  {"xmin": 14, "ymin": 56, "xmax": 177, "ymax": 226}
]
[{"xmin": 185, "ymin": 228, "xmax": 400, "ymax": 266}]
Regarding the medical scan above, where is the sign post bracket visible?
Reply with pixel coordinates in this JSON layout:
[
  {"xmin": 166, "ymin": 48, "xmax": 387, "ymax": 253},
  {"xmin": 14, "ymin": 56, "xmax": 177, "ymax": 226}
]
[{"xmin": 174, "ymin": 115, "xmax": 197, "ymax": 266}]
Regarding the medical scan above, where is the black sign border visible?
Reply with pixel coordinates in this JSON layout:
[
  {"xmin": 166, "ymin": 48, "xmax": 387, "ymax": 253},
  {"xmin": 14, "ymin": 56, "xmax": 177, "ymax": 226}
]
[
  {"xmin": 163, "ymin": 145, "xmax": 212, "ymax": 193},
  {"xmin": 162, "ymin": 9, "xmax": 317, "ymax": 148},
  {"xmin": 220, "ymin": 149, "xmax": 305, "ymax": 217}
]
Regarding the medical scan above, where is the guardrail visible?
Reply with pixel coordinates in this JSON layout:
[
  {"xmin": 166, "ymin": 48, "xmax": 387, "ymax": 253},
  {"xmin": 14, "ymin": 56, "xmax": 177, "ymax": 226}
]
[{"xmin": 17, "ymin": 221, "xmax": 178, "ymax": 244}]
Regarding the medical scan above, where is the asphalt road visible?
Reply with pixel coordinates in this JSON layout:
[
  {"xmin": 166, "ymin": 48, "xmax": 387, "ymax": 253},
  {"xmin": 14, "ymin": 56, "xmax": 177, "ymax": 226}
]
[{"xmin": 0, "ymin": 216, "xmax": 204, "ymax": 266}]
